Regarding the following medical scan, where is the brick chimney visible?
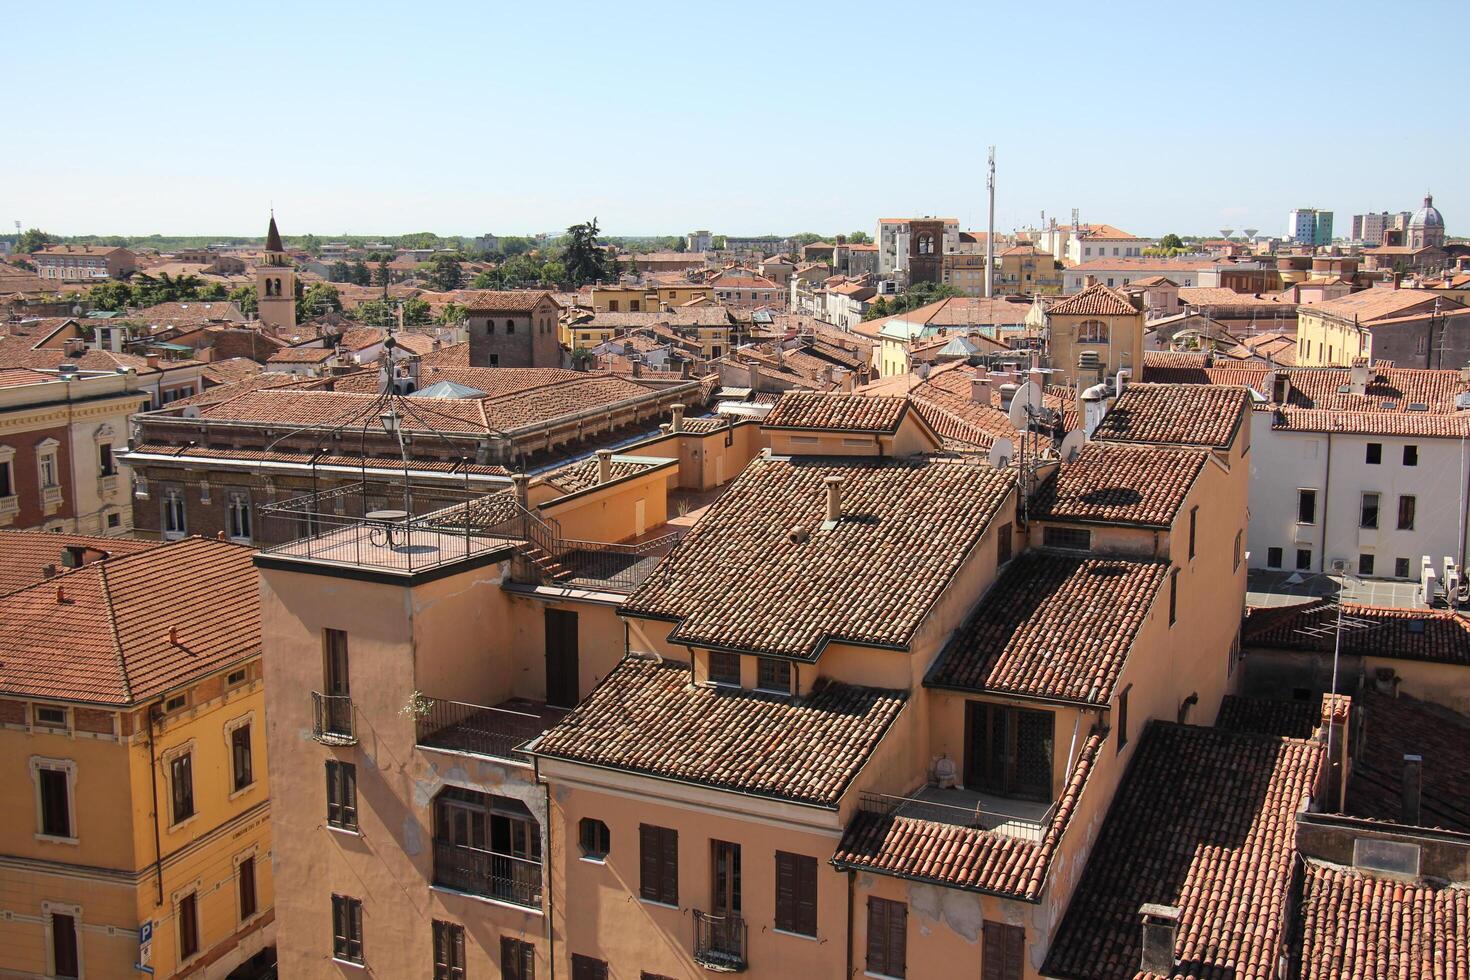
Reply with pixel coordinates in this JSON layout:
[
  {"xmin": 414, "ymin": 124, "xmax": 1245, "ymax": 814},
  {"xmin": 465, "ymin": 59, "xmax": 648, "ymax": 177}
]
[
  {"xmin": 511, "ymin": 473, "xmax": 530, "ymax": 509},
  {"xmin": 970, "ymin": 376, "xmax": 990, "ymax": 405},
  {"xmin": 1321, "ymin": 693, "xmax": 1352, "ymax": 811},
  {"xmin": 823, "ymin": 475, "xmax": 843, "ymax": 524},
  {"xmin": 1138, "ymin": 904, "xmax": 1180, "ymax": 975},
  {"xmin": 1085, "ymin": 274, "xmax": 1098, "ymax": 288}
]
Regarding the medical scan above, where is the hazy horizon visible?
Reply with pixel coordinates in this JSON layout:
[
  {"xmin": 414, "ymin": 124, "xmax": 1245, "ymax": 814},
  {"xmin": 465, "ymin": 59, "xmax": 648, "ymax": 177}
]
[{"xmin": 10, "ymin": 0, "xmax": 1461, "ymax": 240}]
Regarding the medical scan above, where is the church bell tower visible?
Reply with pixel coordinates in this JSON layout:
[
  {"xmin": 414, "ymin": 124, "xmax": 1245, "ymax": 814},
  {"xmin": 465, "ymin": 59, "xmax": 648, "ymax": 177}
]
[{"xmin": 256, "ymin": 212, "xmax": 297, "ymax": 332}]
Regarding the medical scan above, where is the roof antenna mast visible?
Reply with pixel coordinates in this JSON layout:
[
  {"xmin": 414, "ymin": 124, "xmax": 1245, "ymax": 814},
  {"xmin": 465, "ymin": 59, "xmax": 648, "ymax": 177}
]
[{"xmin": 985, "ymin": 146, "xmax": 996, "ymax": 299}]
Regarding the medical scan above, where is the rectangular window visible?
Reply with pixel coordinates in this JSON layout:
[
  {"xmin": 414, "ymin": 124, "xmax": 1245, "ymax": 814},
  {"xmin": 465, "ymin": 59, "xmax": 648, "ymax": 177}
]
[
  {"xmin": 232, "ymin": 723, "xmax": 254, "ymax": 791},
  {"xmin": 1359, "ymin": 553, "xmax": 1376, "ymax": 577},
  {"xmin": 162, "ymin": 488, "xmax": 186, "ymax": 538},
  {"xmin": 239, "ymin": 856, "xmax": 258, "ymax": 920},
  {"xmin": 571, "ymin": 954, "xmax": 607, "ymax": 980},
  {"xmin": 1360, "ymin": 492, "xmax": 1380, "ymax": 529},
  {"xmin": 51, "ymin": 912, "xmax": 79, "ymax": 979},
  {"xmin": 228, "ymin": 492, "xmax": 252, "ymax": 542},
  {"xmin": 332, "ymin": 894, "xmax": 364, "ymax": 964},
  {"xmin": 965, "ymin": 702, "xmax": 1053, "ymax": 801},
  {"xmin": 639, "ymin": 824, "xmax": 678, "ymax": 905},
  {"xmin": 1188, "ymin": 506, "xmax": 1198, "ymax": 559},
  {"xmin": 1297, "ymin": 548, "xmax": 1312, "ymax": 571},
  {"xmin": 982, "ymin": 920, "xmax": 1025, "ymax": 980},
  {"xmin": 99, "ymin": 443, "xmax": 115, "ymax": 477},
  {"xmin": 33, "ymin": 705, "xmax": 68, "ymax": 730},
  {"xmin": 1168, "ymin": 569, "xmax": 1179, "ymax": 625},
  {"xmin": 1116, "ymin": 685, "xmax": 1130, "ymax": 752},
  {"xmin": 1233, "ymin": 530, "xmax": 1242, "ymax": 572},
  {"xmin": 1366, "ymin": 442, "xmax": 1382, "ymax": 464},
  {"xmin": 170, "ymin": 753, "xmax": 195, "ymax": 824},
  {"xmin": 756, "ymin": 657, "xmax": 791, "ymax": 693},
  {"xmin": 707, "ymin": 651, "xmax": 740, "ymax": 687},
  {"xmin": 1403, "ymin": 445, "xmax": 1419, "ymax": 466},
  {"xmin": 0, "ymin": 460, "xmax": 14, "ymax": 498},
  {"xmin": 326, "ymin": 760, "xmax": 358, "ymax": 830},
  {"xmin": 775, "ymin": 851, "xmax": 818, "ymax": 937},
  {"xmin": 1042, "ymin": 526, "xmax": 1091, "ymax": 552},
  {"xmin": 1297, "ymin": 489, "xmax": 1317, "ymax": 524},
  {"xmin": 1267, "ymin": 547, "xmax": 1283, "ymax": 569},
  {"xmin": 38, "ymin": 767, "xmax": 71, "ymax": 838},
  {"xmin": 1398, "ymin": 495, "xmax": 1416, "ymax": 531},
  {"xmin": 433, "ymin": 920, "xmax": 466, "ymax": 980},
  {"xmin": 866, "ymin": 897, "xmax": 907, "ymax": 978},
  {"xmin": 501, "ymin": 936, "xmax": 535, "ymax": 980},
  {"xmin": 997, "ymin": 522, "xmax": 1013, "ymax": 565},
  {"xmin": 39, "ymin": 451, "xmax": 58, "ymax": 489},
  {"xmin": 178, "ymin": 892, "xmax": 199, "ymax": 960},
  {"xmin": 1396, "ymin": 557, "xmax": 1411, "ymax": 579}
]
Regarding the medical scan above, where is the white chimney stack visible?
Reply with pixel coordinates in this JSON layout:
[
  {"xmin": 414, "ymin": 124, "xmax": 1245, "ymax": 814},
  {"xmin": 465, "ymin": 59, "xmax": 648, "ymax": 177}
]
[
  {"xmin": 596, "ymin": 449, "xmax": 613, "ymax": 485},
  {"xmin": 823, "ymin": 475, "xmax": 843, "ymax": 524}
]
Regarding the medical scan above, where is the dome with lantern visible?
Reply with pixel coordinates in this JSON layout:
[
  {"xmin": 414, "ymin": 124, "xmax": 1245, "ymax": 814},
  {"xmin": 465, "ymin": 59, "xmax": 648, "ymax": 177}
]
[{"xmin": 1407, "ymin": 194, "xmax": 1446, "ymax": 249}]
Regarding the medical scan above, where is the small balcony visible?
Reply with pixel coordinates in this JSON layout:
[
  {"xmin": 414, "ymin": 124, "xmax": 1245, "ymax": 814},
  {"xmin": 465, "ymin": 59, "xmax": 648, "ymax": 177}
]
[
  {"xmin": 858, "ymin": 787, "xmax": 1055, "ymax": 843},
  {"xmin": 41, "ymin": 484, "xmax": 63, "ymax": 514},
  {"xmin": 415, "ymin": 697, "xmax": 565, "ymax": 763},
  {"xmin": 311, "ymin": 691, "xmax": 356, "ymax": 745},
  {"xmin": 693, "ymin": 910, "xmax": 747, "ymax": 972},
  {"xmin": 432, "ymin": 840, "xmax": 542, "ymax": 908}
]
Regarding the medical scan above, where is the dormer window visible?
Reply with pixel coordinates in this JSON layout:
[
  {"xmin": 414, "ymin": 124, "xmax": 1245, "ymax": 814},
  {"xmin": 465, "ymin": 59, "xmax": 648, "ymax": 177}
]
[
  {"xmin": 708, "ymin": 652, "xmax": 741, "ymax": 687},
  {"xmin": 756, "ymin": 658, "xmax": 792, "ymax": 694}
]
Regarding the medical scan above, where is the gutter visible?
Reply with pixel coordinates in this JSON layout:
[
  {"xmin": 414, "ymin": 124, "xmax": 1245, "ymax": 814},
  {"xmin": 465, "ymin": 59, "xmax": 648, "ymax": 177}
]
[{"xmin": 145, "ymin": 701, "xmax": 165, "ymax": 907}]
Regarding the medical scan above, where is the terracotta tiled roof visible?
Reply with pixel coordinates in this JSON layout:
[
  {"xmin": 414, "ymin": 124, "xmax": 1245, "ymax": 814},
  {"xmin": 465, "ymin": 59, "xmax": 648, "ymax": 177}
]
[
  {"xmin": 0, "ymin": 367, "xmax": 56, "ymax": 388},
  {"xmin": 623, "ymin": 455, "xmax": 1014, "ymax": 660},
  {"xmin": 1033, "ymin": 443, "xmax": 1208, "ymax": 528},
  {"xmin": 1214, "ymin": 694, "xmax": 1320, "ymax": 739},
  {"xmin": 762, "ymin": 393, "xmax": 909, "ymax": 433},
  {"xmin": 201, "ymin": 357, "xmax": 263, "ymax": 386},
  {"xmin": 831, "ymin": 729, "xmax": 1105, "ymax": 900},
  {"xmin": 539, "ymin": 455, "xmax": 664, "ymax": 495},
  {"xmin": 0, "ymin": 530, "xmax": 157, "ymax": 598},
  {"xmin": 1273, "ymin": 407, "xmax": 1470, "ymax": 437},
  {"xmin": 926, "ymin": 552, "xmax": 1167, "ymax": 704},
  {"xmin": 1043, "ymin": 723, "xmax": 1322, "ymax": 980},
  {"xmin": 1142, "ymin": 350, "xmax": 1210, "ymax": 370},
  {"xmin": 531, "ymin": 657, "xmax": 906, "ymax": 807},
  {"xmin": 1345, "ymin": 690, "xmax": 1470, "ymax": 832},
  {"xmin": 1178, "ymin": 287, "xmax": 1292, "ymax": 308},
  {"xmin": 908, "ymin": 366, "xmax": 1079, "ymax": 452},
  {"xmin": 1047, "ymin": 282, "xmax": 1140, "ymax": 317},
  {"xmin": 0, "ymin": 537, "xmax": 259, "ymax": 705},
  {"xmin": 1243, "ymin": 599, "xmax": 1470, "ymax": 666},
  {"xmin": 266, "ymin": 345, "xmax": 335, "ymax": 363},
  {"xmin": 1308, "ymin": 287, "xmax": 1458, "ymax": 323},
  {"xmin": 1092, "ymin": 383, "xmax": 1251, "ymax": 449},
  {"xmin": 461, "ymin": 290, "xmax": 557, "ymax": 313},
  {"xmin": 1296, "ymin": 861, "xmax": 1470, "ymax": 980}
]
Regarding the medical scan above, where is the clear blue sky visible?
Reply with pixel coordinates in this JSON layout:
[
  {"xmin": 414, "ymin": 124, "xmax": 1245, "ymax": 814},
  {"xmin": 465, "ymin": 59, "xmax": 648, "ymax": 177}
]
[{"xmin": 9, "ymin": 0, "xmax": 1461, "ymax": 239}]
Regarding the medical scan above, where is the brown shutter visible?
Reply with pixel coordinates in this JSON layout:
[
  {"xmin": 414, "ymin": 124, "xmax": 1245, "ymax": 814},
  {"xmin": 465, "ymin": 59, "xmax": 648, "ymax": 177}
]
[
  {"xmin": 775, "ymin": 853, "xmax": 795, "ymax": 932},
  {"xmin": 660, "ymin": 826, "xmax": 678, "ymax": 905},
  {"xmin": 889, "ymin": 900, "xmax": 907, "ymax": 977},
  {"xmin": 796, "ymin": 855, "xmax": 817, "ymax": 936},
  {"xmin": 639, "ymin": 824, "xmax": 658, "ymax": 901},
  {"xmin": 865, "ymin": 899, "xmax": 885, "ymax": 974},
  {"xmin": 982, "ymin": 921, "xmax": 1002, "ymax": 980},
  {"xmin": 1004, "ymin": 924, "xmax": 1024, "ymax": 980}
]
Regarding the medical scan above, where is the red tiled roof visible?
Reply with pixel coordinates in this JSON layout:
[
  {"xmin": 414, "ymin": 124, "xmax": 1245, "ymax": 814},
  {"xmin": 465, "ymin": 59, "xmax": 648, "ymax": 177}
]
[
  {"xmin": 831, "ymin": 729, "xmax": 1105, "ymax": 900},
  {"xmin": 1043, "ymin": 723, "xmax": 1322, "ymax": 980},
  {"xmin": 1092, "ymin": 383, "xmax": 1251, "ymax": 449},
  {"xmin": 762, "ymin": 393, "xmax": 909, "ymax": 433},
  {"xmin": 1214, "ymin": 693, "xmax": 1320, "ymax": 739},
  {"xmin": 1047, "ymin": 282, "xmax": 1140, "ymax": 317},
  {"xmin": 623, "ymin": 455, "xmax": 1014, "ymax": 660},
  {"xmin": 461, "ymin": 290, "xmax": 558, "ymax": 313},
  {"xmin": 1344, "ymin": 690, "xmax": 1470, "ymax": 832},
  {"xmin": 1296, "ymin": 861, "xmax": 1470, "ymax": 980},
  {"xmin": 926, "ymin": 552, "xmax": 1168, "ymax": 704},
  {"xmin": 531, "ymin": 657, "xmax": 906, "ymax": 807},
  {"xmin": 1244, "ymin": 599, "xmax": 1470, "ymax": 666},
  {"xmin": 1033, "ymin": 443, "xmax": 1208, "ymax": 528},
  {"xmin": 0, "ymin": 537, "xmax": 259, "ymax": 705},
  {"xmin": 0, "ymin": 530, "xmax": 157, "ymax": 597}
]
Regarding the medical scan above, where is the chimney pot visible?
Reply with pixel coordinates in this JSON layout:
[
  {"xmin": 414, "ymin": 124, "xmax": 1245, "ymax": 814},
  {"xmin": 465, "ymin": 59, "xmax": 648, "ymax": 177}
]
[
  {"xmin": 56, "ymin": 584, "xmax": 65, "ymax": 603},
  {"xmin": 671, "ymin": 403, "xmax": 685, "ymax": 432},
  {"xmin": 1139, "ymin": 904, "xmax": 1181, "ymax": 975},
  {"xmin": 596, "ymin": 449, "xmax": 614, "ymax": 484},
  {"xmin": 823, "ymin": 475, "xmax": 844, "ymax": 523},
  {"xmin": 970, "ymin": 376, "xmax": 990, "ymax": 405},
  {"xmin": 169, "ymin": 626, "xmax": 179, "ymax": 645},
  {"xmin": 511, "ymin": 473, "xmax": 530, "ymax": 508}
]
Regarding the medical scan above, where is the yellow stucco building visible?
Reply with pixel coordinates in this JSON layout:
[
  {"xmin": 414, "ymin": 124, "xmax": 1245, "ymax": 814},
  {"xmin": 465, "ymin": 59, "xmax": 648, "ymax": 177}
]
[{"xmin": 0, "ymin": 533, "xmax": 273, "ymax": 979}]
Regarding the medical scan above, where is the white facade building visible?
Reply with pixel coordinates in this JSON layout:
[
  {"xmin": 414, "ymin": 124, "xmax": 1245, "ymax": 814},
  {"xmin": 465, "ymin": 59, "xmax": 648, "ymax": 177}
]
[{"xmin": 876, "ymin": 218, "xmax": 959, "ymax": 276}]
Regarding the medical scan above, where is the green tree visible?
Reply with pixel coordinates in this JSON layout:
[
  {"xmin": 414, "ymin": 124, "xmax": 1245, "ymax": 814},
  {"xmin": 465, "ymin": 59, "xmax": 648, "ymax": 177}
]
[
  {"xmin": 540, "ymin": 259, "xmax": 567, "ymax": 284},
  {"xmin": 570, "ymin": 347, "xmax": 597, "ymax": 370},
  {"xmin": 470, "ymin": 269, "xmax": 501, "ymax": 289},
  {"xmin": 353, "ymin": 299, "xmax": 393, "ymax": 326},
  {"xmin": 671, "ymin": 237, "xmax": 687, "ymax": 253},
  {"xmin": 328, "ymin": 261, "xmax": 351, "ymax": 283},
  {"xmin": 437, "ymin": 301, "xmax": 467, "ymax": 325},
  {"xmin": 197, "ymin": 283, "xmax": 227, "ymax": 300},
  {"xmin": 15, "ymin": 228, "xmax": 55, "ymax": 253},
  {"xmin": 847, "ymin": 231, "xmax": 872, "ymax": 245},
  {"xmin": 792, "ymin": 232, "xmax": 825, "ymax": 247},
  {"xmin": 425, "ymin": 254, "xmax": 464, "ymax": 291},
  {"xmin": 373, "ymin": 259, "xmax": 392, "ymax": 287},
  {"xmin": 228, "ymin": 284, "xmax": 258, "ymax": 315},
  {"xmin": 711, "ymin": 235, "xmax": 727, "ymax": 250},
  {"xmin": 862, "ymin": 297, "xmax": 890, "ymax": 321},
  {"xmin": 349, "ymin": 260, "xmax": 372, "ymax": 286},
  {"xmin": 131, "ymin": 272, "xmax": 204, "ymax": 307},
  {"xmin": 299, "ymin": 233, "xmax": 322, "ymax": 256},
  {"xmin": 560, "ymin": 218, "xmax": 609, "ymax": 286},
  {"xmin": 1158, "ymin": 233, "xmax": 1185, "ymax": 250},
  {"xmin": 401, "ymin": 297, "xmax": 431, "ymax": 325},
  {"xmin": 87, "ymin": 280, "xmax": 135, "ymax": 312},
  {"xmin": 297, "ymin": 282, "xmax": 341, "ymax": 321}
]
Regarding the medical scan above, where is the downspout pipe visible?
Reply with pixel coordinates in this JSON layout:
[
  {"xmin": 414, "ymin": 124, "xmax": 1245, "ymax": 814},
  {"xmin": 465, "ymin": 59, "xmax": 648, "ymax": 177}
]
[{"xmin": 146, "ymin": 702, "xmax": 165, "ymax": 907}]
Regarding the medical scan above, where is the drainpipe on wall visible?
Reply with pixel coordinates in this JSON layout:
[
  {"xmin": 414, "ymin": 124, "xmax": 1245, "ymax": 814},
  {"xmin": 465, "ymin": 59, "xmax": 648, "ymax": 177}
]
[
  {"xmin": 146, "ymin": 702, "xmax": 165, "ymax": 907},
  {"xmin": 1320, "ymin": 434, "xmax": 1332, "ymax": 575},
  {"xmin": 845, "ymin": 870, "xmax": 855, "ymax": 979},
  {"xmin": 535, "ymin": 754, "xmax": 556, "ymax": 980}
]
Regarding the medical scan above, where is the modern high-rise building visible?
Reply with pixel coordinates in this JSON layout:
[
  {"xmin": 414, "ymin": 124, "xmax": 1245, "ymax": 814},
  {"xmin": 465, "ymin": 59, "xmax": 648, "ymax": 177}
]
[{"xmin": 1286, "ymin": 208, "xmax": 1333, "ymax": 246}]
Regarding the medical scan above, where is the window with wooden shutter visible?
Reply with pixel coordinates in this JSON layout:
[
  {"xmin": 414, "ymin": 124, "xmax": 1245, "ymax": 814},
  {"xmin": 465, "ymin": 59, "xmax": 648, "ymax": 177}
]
[
  {"xmin": 570, "ymin": 953, "xmax": 607, "ymax": 980},
  {"xmin": 326, "ymin": 760, "xmax": 358, "ymax": 830},
  {"xmin": 238, "ymin": 856, "xmax": 257, "ymax": 921},
  {"xmin": 332, "ymin": 894, "xmax": 364, "ymax": 964},
  {"xmin": 775, "ymin": 851, "xmax": 817, "ymax": 936},
  {"xmin": 866, "ymin": 897, "xmax": 906, "ymax": 977},
  {"xmin": 501, "ymin": 936, "xmax": 535, "ymax": 980},
  {"xmin": 432, "ymin": 920, "xmax": 466, "ymax": 979},
  {"xmin": 639, "ymin": 824, "xmax": 678, "ymax": 905},
  {"xmin": 982, "ymin": 920, "xmax": 1025, "ymax": 980}
]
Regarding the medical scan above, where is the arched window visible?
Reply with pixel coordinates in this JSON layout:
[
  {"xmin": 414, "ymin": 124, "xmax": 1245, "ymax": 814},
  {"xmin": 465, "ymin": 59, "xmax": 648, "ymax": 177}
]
[
  {"xmin": 1078, "ymin": 319, "xmax": 1110, "ymax": 344},
  {"xmin": 506, "ymin": 319, "xmax": 515, "ymax": 335},
  {"xmin": 917, "ymin": 234, "xmax": 933, "ymax": 255}
]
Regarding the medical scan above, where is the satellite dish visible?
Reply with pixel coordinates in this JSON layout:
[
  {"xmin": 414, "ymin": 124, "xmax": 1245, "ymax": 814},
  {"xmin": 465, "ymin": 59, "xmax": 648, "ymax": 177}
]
[
  {"xmin": 1008, "ymin": 380, "xmax": 1044, "ymax": 430},
  {"xmin": 1059, "ymin": 430, "xmax": 1084, "ymax": 463},
  {"xmin": 988, "ymin": 437, "xmax": 1013, "ymax": 469}
]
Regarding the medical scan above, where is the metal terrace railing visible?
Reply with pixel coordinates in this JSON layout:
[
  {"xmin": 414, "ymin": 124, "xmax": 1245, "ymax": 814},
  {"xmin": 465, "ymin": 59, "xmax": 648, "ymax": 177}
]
[
  {"xmin": 432, "ymin": 840, "xmax": 542, "ymax": 908},
  {"xmin": 857, "ymin": 791, "xmax": 1055, "ymax": 844},
  {"xmin": 414, "ymin": 697, "xmax": 561, "ymax": 762},
  {"xmin": 554, "ymin": 529, "xmax": 686, "ymax": 591},
  {"xmin": 693, "ymin": 910, "xmax": 747, "ymax": 972},
  {"xmin": 311, "ymin": 692, "xmax": 356, "ymax": 745}
]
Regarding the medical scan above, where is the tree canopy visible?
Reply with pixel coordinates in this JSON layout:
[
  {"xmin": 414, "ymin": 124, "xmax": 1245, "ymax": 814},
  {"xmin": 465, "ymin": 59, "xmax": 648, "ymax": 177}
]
[{"xmin": 561, "ymin": 219, "xmax": 610, "ymax": 286}]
